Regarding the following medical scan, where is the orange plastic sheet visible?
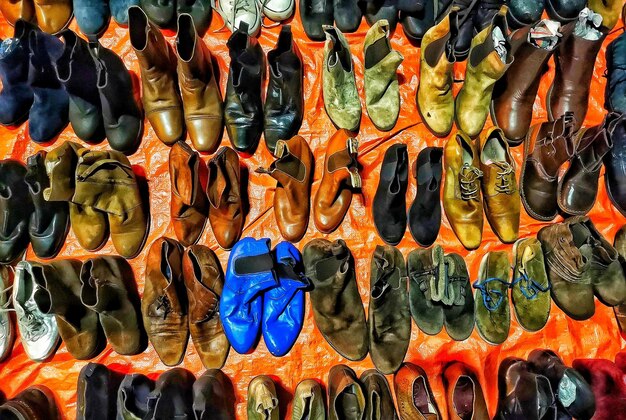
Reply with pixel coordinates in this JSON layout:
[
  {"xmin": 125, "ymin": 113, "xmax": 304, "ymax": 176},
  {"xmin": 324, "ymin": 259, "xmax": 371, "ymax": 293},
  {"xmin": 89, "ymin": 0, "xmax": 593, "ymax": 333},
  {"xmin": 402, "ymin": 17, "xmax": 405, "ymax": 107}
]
[{"xmin": 0, "ymin": 8, "xmax": 625, "ymax": 418}]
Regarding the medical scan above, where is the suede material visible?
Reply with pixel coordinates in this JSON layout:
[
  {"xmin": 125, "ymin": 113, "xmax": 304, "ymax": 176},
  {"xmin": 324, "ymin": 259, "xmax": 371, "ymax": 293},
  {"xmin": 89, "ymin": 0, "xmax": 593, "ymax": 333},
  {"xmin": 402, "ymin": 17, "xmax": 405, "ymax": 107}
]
[
  {"xmin": 360, "ymin": 369, "xmax": 398, "ymax": 419},
  {"xmin": 110, "ymin": 0, "xmax": 140, "ymax": 24},
  {"xmin": 73, "ymin": 0, "xmax": 110, "ymax": 36},
  {"xmin": 588, "ymin": 0, "xmax": 623, "ymax": 30},
  {"xmin": 0, "ymin": 34, "xmax": 34, "ymax": 125},
  {"xmin": 474, "ymin": 251, "xmax": 510, "ymax": 345},
  {"xmin": 442, "ymin": 253, "xmax": 475, "ymax": 341},
  {"xmin": 247, "ymin": 375, "xmax": 279, "ymax": 420},
  {"xmin": 407, "ymin": 245, "xmax": 446, "ymax": 335},
  {"xmin": 292, "ymin": 379, "xmax": 325, "ymax": 420}
]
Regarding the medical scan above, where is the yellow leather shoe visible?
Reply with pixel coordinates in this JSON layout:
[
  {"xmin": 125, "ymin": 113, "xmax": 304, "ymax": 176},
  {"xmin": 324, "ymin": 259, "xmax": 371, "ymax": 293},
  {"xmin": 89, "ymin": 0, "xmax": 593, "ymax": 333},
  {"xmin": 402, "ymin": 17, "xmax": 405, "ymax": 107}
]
[{"xmin": 33, "ymin": 0, "xmax": 73, "ymax": 34}]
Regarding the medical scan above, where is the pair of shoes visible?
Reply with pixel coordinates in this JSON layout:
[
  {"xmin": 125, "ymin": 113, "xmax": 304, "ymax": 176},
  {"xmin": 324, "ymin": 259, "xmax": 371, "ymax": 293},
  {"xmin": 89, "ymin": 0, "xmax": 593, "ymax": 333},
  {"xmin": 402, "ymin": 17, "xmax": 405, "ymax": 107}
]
[
  {"xmin": 322, "ymin": 23, "xmax": 403, "ymax": 132},
  {"xmin": 140, "ymin": 0, "xmax": 212, "ymax": 34},
  {"xmin": 373, "ymin": 144, "xmax": 443, "ymax": 246},
  {"xmin": 538, "ymin": 216, "xmax": 626, "ymax": 320},
  {"xmin": 300, "ymin": 0, "xmax": 361, "ymax": 40},
  {"xmin": 0, "ymin": 386, "xmax": 60, "ymax": 419},
  {"xmin": 220, "ymin": 237, "xmax": 308, "ymax": 356},
  {"xmin": 0, "ymin": 0, "xmax": 71, "ymax": 34},
  {"xmin": 417, "ymin": 6, "xmax": 512, "ymax": 138},
  {"xmin": 44, "ymin": 142, "xmax": 149, "ymax": 258},
  {"xmin": 256, "ymin": 136, "xmax": 314, "ymax": 242},
  {"xmin": 574, "ymin": 353, "xmax": 626, "ymax": 419},
  {"xmin": 443, "ymin": 129, "xmax": 520, "ymax": 250},
  {"xmin": 225, "ymin": 24, "xmax": 304, "ymax": 155},
  {"xmin": 142, "ymin": 238, "xmax": 230, "ymax": 367},
  {"xmin": 170, "ymin": 143, "xmax": 244, "ymax": 249},
  {"xmin": 473, "ymin": 240, "xmax": 550, "ymax": 345},
  {"xmin": 74, "ymin": 0, "xmax": 139, "ymax": 36},
  {"xmin": 130, "ymin": 9, "xmax": 222, "ymax": 152}
]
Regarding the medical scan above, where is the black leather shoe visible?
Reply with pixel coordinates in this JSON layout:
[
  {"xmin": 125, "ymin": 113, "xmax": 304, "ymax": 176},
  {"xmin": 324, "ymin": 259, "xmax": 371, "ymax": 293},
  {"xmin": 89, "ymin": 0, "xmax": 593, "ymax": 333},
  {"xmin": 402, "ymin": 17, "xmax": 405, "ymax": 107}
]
[
  {"xmin": 117, "ymin": 373, "xmax": 155, "ymax": 419},
  {"xmin": 76, "ymin": 363, "xmax": 123, "ymax": 420},
  {"xmin": 397, "ymin": 0, "xmax": 424, "ymax": 13},
  {"xmin": 225, "ymin": 23, "xmax": 265, "ymax": 155},
  {"xmin": 193, "ymin": 369, "xmax": 236, "ymax": 420},
  {"xmin": 264, "ymin": 25, "xmax": 304, "ymax": 155},
  {"xmin": 364, "ymin": 0, "xmax": 399, "ymax": 30},
  {"xmin": 177, "ymin": 0, "xmax": 212, "ymax": 36},
  {"xmin": 604, "ymin": 114, "xmax": 626, "ymax": 216},
  {"xmin": 474, "ymin": 0, "xmax": 503, "ymax": 31},
  {"xmin": 545, "ymin": 0, "xmax": 586, "ymax": 23},
  {"xmin": 140, "ymin": 0, "xmax": 176, "ymax": 27},
  {"xmin": 373, "ymin": 143, "xmax": 409, "ymax": 245},
  {"xmin": 452, "ymin": 0, "xmax": 479, "ymax": 60},
  {"xmin": 334, "ymin": 0, "xmax": 363, "ymax": 32},
  {"xmin": 506, "ymin": 0, "xmax": 545, "ymax": 28},
  {"xmin": 146, "ymin": 368, "xmax": 195, "ymax": 420},
  {"xmin": 300, "ymin": 0, "xmax": 334, "ymax": 40},
  {"xmin": 409, "ymin": 147, "xmax": 443, "ymax": 247},
  {"xmin": 0, "ymin": 160, "xmax": 32, "ymax": 264},
  {"xmin": 400, "ymin": 0, "xmax": 451, "ymax": 44}
]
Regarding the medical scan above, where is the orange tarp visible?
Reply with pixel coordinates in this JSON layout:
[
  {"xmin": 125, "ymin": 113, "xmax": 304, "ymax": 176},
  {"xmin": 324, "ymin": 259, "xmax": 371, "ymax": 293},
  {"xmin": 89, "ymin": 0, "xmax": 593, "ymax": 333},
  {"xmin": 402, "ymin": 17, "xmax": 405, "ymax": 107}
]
[{"xmin": 0, "ymin": 7, "xmax": 624, "ymax": 418}]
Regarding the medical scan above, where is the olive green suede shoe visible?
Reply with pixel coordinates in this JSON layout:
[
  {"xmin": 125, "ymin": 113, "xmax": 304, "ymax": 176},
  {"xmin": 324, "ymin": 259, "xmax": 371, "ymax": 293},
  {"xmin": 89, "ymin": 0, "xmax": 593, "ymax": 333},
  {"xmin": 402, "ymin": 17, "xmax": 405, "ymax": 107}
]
[
  {"xmin": 292, "ymin": 379, "xmax": 325, "ymax": 420},
  {"xmin": 473, "ymin": 251, "xmax": 511, "ymax": 345},
  {"xmin": 511, "ymin": 238, "xmax": 551, "ymax": 332},
  {"xmin": 247, "ymin": 375, "xmax": 279, "ymax": 420},
  {"xmin": 407, "ymin": 245, "xmax": 445, "ymax": 335},
  {"xmin": 442, "ymin": 252, "xmax": 475, "ymax": 341}
]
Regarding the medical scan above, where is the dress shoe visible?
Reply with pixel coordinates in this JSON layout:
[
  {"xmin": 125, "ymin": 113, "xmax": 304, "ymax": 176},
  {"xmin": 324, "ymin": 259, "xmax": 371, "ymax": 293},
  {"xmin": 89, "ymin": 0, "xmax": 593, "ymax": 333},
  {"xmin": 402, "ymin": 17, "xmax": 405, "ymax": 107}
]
[
  {"xmin": 474, "ymin": 251, "xmax": 510, "ymax": 345},
  {"xmin": 573, "ymin": 357, "xmax": 626, "ymax": 419},
  {"xmin": 303, "ymin": 239, "xmax": 368, "ymax": 361},
  {"xmin": 292, "ymin": 380, "xmax": 325, "ymax": 420},
  {"xmin": 368, "ymin": 245, "xmax": 411, "ymax": 374},
  {"xmin": 129, "ymin": 6, "xmax": 183, "ymax": 145},
  {"xmin": 0, "ymin": 159, "xmax": 32, "ymax": 264},
  {"xmin": 416, "ymin": 9, "xmax": 457, "ymax": 137},
  {"xmin": 313, "ymin": 129, "xmax": 361, "ymax": 233},
  {"xmin": 300, "ymin": 0, "xmax": 333, "ymax": 40},
  {"xmin": 146, "ymin": 368, "xmax": 195, "ymax": 420},
  {"xmin": 214, "ymin": 0, "xmax": 262, "ymax": 36},
  {"xmin": 605, "ymin": 114, "xmax": 626, "ymax": 215},
  {"xmin": 400, "ymin": 0, "xmax": 452, "ymax": 44},
  {"xmin": 77, "ymin": 363, "xmax": 123, "ymax": 420},
  {"xmin": 328, "ymin": 365, "xmax": 365, "ymax": 420},
  {"xmin": 140, "ymin": 0, "xmax": 175, "ymax": 27},
  {"xmin": 73, "ymin": 0, "xmax": 110, "ymax": 36},
  {"xmin": 177, "ymin": 0, "xmax": 212, "ymax": 35},
  {"xmin": 175, "ymin": 13, "xmax": 224, "ymax": 153},
  {"xmin": 409, "ymin": 147, "xmax": 443, "ymax": 247},
  {"xmin": 33, "ymin": 0, "xmax": 72, "ymax": 34},
  {"xmin": 0, "ymin": 0, "xmax": 35, "ymax": 25},
  {"xmin": 443, "ymin": 362, "xmax": 489, "ymax": 420},
  {"xmin": 207, "ymin": 147, "xmax": 244, "ymax": 250},
  {"xmin": 80, "ymin": 257, "xmax": 145, "ymax": 355},
  {"xmin": 473, "ymin": 0, "xmax": 503, "ymax": 30},
  {"xmin": 142, "ymin": 237, "xmax": 189, "ymax": 366},
  {"xmin": 364, "ymin": 0, "xmax": 398, "ymax": 31},
  {"xmin": 394, "ymin": 363, "xmax": 441, "ymax": 419},
  {"xmin": 506, "ymin": 0, "xmax": 544, "ymax": 28},
  {"xmin": 334, "ymin": 0, "xmax": 362, "ymax": 32},
  {"xmin": 323, "ymin": 26, "xmax": 361, "ymax": 131},
  {"xmin": 117, "ymin": 373, "xmax": 155, "ymax": 419},
  {"xmin": 0, "ymin": 21, "xmax": 34, "ymax": 126},
  {"xmin": 0, "ymin": 267, "xmax": 13, "ymax": 362},
  {"xmin": 220, "ymin": 238, "xmax": 277, "ymax": 353},
  {"xmin": 443, "ymin": 132, "xmax": 483, "ymax": 250},
  {"xmin": 373, "ymin": 144, "xmax": 408, "ymax": 245},
  {"xmin": 478, "ymin": 127, "xmax": 519, "ymax": 243},
  {"xmin": 455, "ymin": 6, "xmax": 512, "ymax": 137},
  {"xmin": 183, "ymin": 245, "xmax": 230, "ymax": 369},
  {"xmin": 520, "ymin": 113, "xmax": 576, "ymax": 221},
  {"xmin": 256, "ymin": 135, "xmax": 313, "ymax": 242},
  {"xmin": 247, "ymin": 375, "xmax": 279, "ymax": 420},
  {"xmin": 0, "ymin": 386, "xmax": 59, "ymax": 419},
  {"xmin": 170, "ymin": 141, "xmax": 208, "ymax": 247},
  {"xmin": 360, "ymin": 369, "xmax": 398, "ymax": 419},
  {"xmin": 545, "ymin": 0, "xmax": 586, "ymax": 22},
  {"xmin": 264, "ymin": 25, "xmax": 304, "ymax": 154},
  {"xmin": 110, "ymin": 0, "xmax": 139, "ymax": 24},
  {"xmin": 364, "ymin": 19, "xmax": 403, "ymax": 132},
  {"xmin": 225, "ymin": 23, "xmax": 265, "ymax": 154},
  {"xmin": 193, "ymin": 369, "xmax": 235, "ymax": 420},
  {"xmin": 605, "ymin": 28, "xmax": 626, "ymax": 114}
]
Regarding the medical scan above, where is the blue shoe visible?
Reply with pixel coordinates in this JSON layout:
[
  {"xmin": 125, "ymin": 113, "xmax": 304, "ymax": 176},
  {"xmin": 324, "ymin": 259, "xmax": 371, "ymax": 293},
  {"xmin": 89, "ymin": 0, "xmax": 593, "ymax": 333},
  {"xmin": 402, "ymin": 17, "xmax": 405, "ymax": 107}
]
[
  {"xmin": 262, "ymin": 242, "xmax": 308, "ymax": 357},
  {"xmin": 110, "ymin": 0, "xmax": 140, "ymax": 25},
  {"xmin": 606, "ymin": 31, "xmax": 626, "ymax": 114},
  {"xmin": 220, "ymin": 237, "xmax": 278, "ymax": 354},
  {"xmin": 73, "ymin": 0, "xmax": 110, "ymax": 37}
]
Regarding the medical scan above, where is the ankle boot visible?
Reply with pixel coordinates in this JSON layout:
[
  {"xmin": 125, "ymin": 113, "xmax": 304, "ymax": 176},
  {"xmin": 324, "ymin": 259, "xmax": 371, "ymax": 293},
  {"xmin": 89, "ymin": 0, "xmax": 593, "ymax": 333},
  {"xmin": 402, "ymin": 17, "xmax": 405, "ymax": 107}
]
[
  {"xmin": 0, "ymin": 159, "xmax": 32, "ymax": 264},
  {"xmin": 451, "ymin": 0, "xmax": 480, "ymax": 60},
  {"xmin": 77, "ymin": 363, "xmax": 124, "ymax": 420},
  {"xmin": 140, "ymin": 0, "xmax": 176, "ymax": 28},
  {"xmin": 175, "ymin": 13, "xmax": 224, "ymax": 153},
  {"xmin": 129, "ymin": 6, "xmax": 184, "ymax": 146},
  {"xmin": 506, "ymin": 0, "xmax": 544, "ymax": 28},
  {"xmin": 455, "ymin": 6, "xmax": 512, "ymax": 138},
  {"xmin": 54, "ymin": 30, "xmax": 105, "ymax": 144},
  {"xmin": 0, "ymin": 0, "xmax": 35, "ymax": 25},
  {"xmin": 545, "ymin": 0, "xmax": 587, "ymax": 23},
  {"xmin": 25, "ymin": 151, "xmax": 69, "ymax": 259},
  {"xmin": 0, "ymin": 20, "xmax": 35, "ymax": 126},
  {"xmin": 89, "ymin": 40, "xmax": 143, "ymax": 154},
  {"xmin": 605, "ymin": 28, "xmax": 626, "ymax": 114}
]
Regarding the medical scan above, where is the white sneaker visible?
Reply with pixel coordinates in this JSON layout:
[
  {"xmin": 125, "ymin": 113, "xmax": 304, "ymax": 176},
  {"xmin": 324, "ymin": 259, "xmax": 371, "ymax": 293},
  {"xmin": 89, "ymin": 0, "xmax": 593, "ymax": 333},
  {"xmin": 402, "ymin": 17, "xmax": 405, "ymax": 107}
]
[
  {"xmin": 260, "ymin": 0, "xmax": 295, "ymax": 22},
  {"xmin": 214, "ymin": 0, "xmax": 262, "ymax": 36},
  {"xmin": 0, "ymin": 267, "xmax": 13, "ymax": 362}
]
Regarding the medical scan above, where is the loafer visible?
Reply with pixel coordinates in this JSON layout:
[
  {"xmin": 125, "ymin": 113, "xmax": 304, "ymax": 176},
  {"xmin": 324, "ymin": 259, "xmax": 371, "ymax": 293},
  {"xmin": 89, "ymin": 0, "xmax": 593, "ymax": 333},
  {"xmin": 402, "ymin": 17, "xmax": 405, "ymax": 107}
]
[
  {"xmin": 394, "ymin": 363, "xmax": 441, "ymax": 419},
  {"xmin": 0, "ymin": 385, "xmax": 60, "ymax": 419},
  {"xmin": 328, "ymin": 365, "xmax": 365, "ymax": 420},
  {"xmin": 443, "ymin": 362, "xmax": 489, "ymax": 420},
  {"xmin": 473, "ymin": 251, "xmax": 510, "ymax": 345},
  {"xmin": 117, "ymin": 373, "xmax": 155, "ymax": 419},
  {"xmin": 360, "ymin": 369, "xmax": 398, "ymax": 419},
  {"xmin": 292, "ymin": 379, "xmax": 325, "ymax": 420},
  {"xmin": 73, "ymin": 0, "xmax": 110, "ymax": 37},
  {"xmin": 145, "ymin": 368, "xmax": 195, "ymax": 420},
  {"xmin": 408, "ymin": 147, "xmax": 443, "ymax": 247},
  {"xmin": 0, "ymin": 159, "xmax": 32, "ymax": 264},
  {"xmin": 76, "ymin": 363, "xmax": 123, "ymax": 420},
  {"xmin": 247, "ymin": 375, "xmax": 279, "ymax": 420},
  {"xmin": 193, "ymin": 369, "xmax": 236, "ymax": 420},
  {"xmin": 299, "ymin": 0, "xmax": 333, "ymax": 40}
]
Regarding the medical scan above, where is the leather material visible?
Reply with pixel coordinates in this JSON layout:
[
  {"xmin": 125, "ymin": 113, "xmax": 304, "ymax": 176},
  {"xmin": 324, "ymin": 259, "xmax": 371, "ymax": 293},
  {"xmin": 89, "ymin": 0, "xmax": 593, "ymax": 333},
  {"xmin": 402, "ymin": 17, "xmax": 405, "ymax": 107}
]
[
  {"xmin": 604, "ymin": 114, "xmax": 626, "ymax": 216},
  {"xmin": 0, "ymin": 159, "xmax": 32, "ymax": 264},
  {"xmin": 373, "ymin": 143, "xmax": 408, "ymax": 245},
  {"xmin": 247, "ymin": 375, "xmax": 279, "ymax": 420},
  {"xmin": 177, "ymin": 0, "xmax": 212, "ymax": 36},
  {"xmin": 145, "ymin": 368, "xmax": 195, "ymax": 420},
  {"xmin": 292, "ymin": 379, "xmax": 325, "ymax": 420},
  {"xmin": 142, "ymin": 237, "xmax": 189, "ymax": 366},
  {"xmin": 328, "ymin": 365, "xmax": 365, "ymax": 420},
  {"xmin": 394, "ymin": 362, "xmax": 442, "ymax": 419},
  {"xmin": 545, "ymin": 0, "xmax": 586, "ymax": 23},
  {"xmin": 360, "ymin": 369, "xmax": 398, "ymax": 420},
  {"xmin": 139, "ymin": 0, "xmax": 175, "ymax": 27},
  {"xmin": 473, "ymin": 0, "xmax": 503, "ymax": 31},
  {"xmin": 299, "ymin": 0, "xmax": 333, "ymax": 41},
  {"xmin": 117, "ymin": 373, "xmax": 155, "ymax": 420},
  {"xmin": 33, "ymin": 0, "xmax": 72, "ymax": 34},
  {"xmin": 0, "ymin": 385, "xmax": 59, "ymax": 420},
  {"xmin": 506, "ymin": 0, "xmax": 544, "ymax": 28},
  {"xmin": 193, "ymin": 369, "xmax": 236, "ymax": 420},
  {"xmin": 400, "ymin": 0, "xmax": 451, "ymax": 44},
  {"xmin": 474, "ymin": 251, "xmax": 511, "ymax": 345},
  {"xmin": 605, "ymin": 30, "xmax": 626, "ymax": 114},
  {"xmin": 443, "ymin": 362, "xmax": 489, "ymax": 420},
  {"xmin": 0, "ymin": 0, "xmax": 35, "ymax": 25},
  {"xmin": 451, "ymin": 0, "xmax": 478, "ymax": 60},
  {"xmin": 73, "ymin": 0, "xmax": 110, "ymax": 36},
  {"xmin": 334, "ymin": 0, "xmax": 362, "ymax": 32},
  {"xmin": 176, "ymin": 13, "xmax": 224, "ymax": 153},
  {"xmin": 408, "ymin": 147, "xmax": 443, "ymax": 247},
  {"xmin": 364, "ymin": 0, "xmax": 398, "ymax": 31},
  {"xmin": 588, "ymin": 0, "xmax": 622, "ymax": 30},
  {"xmin": 0, "ymin": 21, "xmax": 34, "ymax": 126},
  {"xmin": 76, "ymin": 363, "xmax": 123, "ymax": 420}
]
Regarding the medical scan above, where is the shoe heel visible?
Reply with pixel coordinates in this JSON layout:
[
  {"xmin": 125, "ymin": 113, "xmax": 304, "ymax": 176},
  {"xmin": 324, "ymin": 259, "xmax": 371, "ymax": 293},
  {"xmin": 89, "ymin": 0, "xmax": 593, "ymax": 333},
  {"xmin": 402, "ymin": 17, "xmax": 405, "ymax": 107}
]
[{"xmin": 349, "ymin": 169, "xmax": 362, "ymax": 189}]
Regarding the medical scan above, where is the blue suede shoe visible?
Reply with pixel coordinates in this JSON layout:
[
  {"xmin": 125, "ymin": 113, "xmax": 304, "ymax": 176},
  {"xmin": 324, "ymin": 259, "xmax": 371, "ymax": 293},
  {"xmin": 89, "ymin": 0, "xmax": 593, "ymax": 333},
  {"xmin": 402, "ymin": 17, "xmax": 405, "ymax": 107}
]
[
  {"xmin": 110, "ymin": 0, "xmax": 140, "ymax": 25},
  {"xmin": 73, "ymin": 0, "xmax": 110, "ymax": 37},
  {"xmin": 220, "ymin": 238, "xmax": 278, "ymax": 354},
  {"xmin": 506, "ymin": 0, "xmax": 545, "ymax": 29},
  {"xmin": 262, "ymin": 242, "xmax": 308, "ymax": 357},
  {"xmin": 606, "ymin": 31, "xmax": 626, "ymax": 114}
]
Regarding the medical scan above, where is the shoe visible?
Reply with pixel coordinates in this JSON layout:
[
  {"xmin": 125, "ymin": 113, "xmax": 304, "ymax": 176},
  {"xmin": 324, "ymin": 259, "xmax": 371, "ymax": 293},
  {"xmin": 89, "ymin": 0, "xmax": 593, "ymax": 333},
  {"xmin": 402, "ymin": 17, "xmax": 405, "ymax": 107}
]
[
  {"xmin": 261, "ymin": 0, "xmax": 295, "ymax": 21},
  {"xmin": 0, "ymin": 159, "xmax": 32, "ymax": 264},
  {"xmin": 169, "ymin": 141, "xmax": 208, "ymax": 247},
  {"xmin": 400, "ymin": 0, "xmax": 452, "ymax": 44},
  {"xmin": 360, "ymin": 369, "xmax": 398, "ymax": 419},
  {"xmin": 407, "ymin": 245, "xmax": 446, "ymax": 335},
  {"xmin": 451, "ymin": 0, "xmax": 479, "ymax": 60},
  {"xmin": 443, "ymin": 132, "xmax": 483, "ymax": 250},
  {"xmin": 303, "ymin": 239, "xmax": 368, "ymax": 360},
  {"xmin": 76, "ymin": 363, "xmax": 123, "ymax": 420},
  {"xmin": 408, "ymin": 147, "xmax": 443, "ymax": 247},
  {"xmin": 364, "ymin": 0, "xmax": 399, "ymax": 31},
  {"xmin": 442, "ymin": 252, "xmax": 475, "ymax": 341},
  {"xmin": 183, "ymin": 245, "xmax": 230, "ymax": 369},
  {"xmin": 73, "ymin": 0, "xmax": 110, "ymax": 36},
  {"xmin": 394, "ymin": 363, "xmax": 441, "ymax": 419},
  {"xmin": 117, "ymin": 373, "xmax": 155, "ymax": 419},
  {"xmin": 511, "ymin": 238, "xmax": 551, "ymax": 332},
  {"xmin": 139, "ymin": 0, "xmax": 176, "ymax": 27},
  {"xmin": 313, "ymin": 129, "xmax": 361, "ymax": 233},
  {"xmin": 614, "ymin": 226, "xmax": 626, "ymax": 341},
  {"xmin": 0, "ymin": 0, "xmax": 35, "ymax": 25},
  {"xmin": 373, "ymin": 144, "xmax": 409, "ymax": 245},
  {"xmin": 0, "ymin": 267, "xmax": 13, "ymax": 362},
  {"xmin": 247, "ymin": 375, "xmax": 279, "ymax": 420},
  {"xmin": 292, "ymin": 380, "xmax": 325, "ymax": 420},
  {"xmin": 364, "ymin": 19, "xmax": 403, "ymax": 132},
  {"xmin": 33, "ymin": 0, "xmax": 73, "ymax": 34},
  {"xmin": 224, "ymin": 24, "xmax": 265, "ymax": 154},
  {"xmin": 334, "ymin": 0, "xmax": 362, "ymax": 32},
  {"xmin": 589, "ymin": 0, "xmax": 622, "ymax": 30},
  {"xmin": 0, "ymin": 385, "xmax": 60, "ymax": 419},
  {"xmin": 129, "ymin": 6, "xmax": 184, "ymax": 146},
  {"xmin": 80, "ymin": 256, "xmax": 145, "ymax": 355},
  {"xmin": 110, "ymin": 0, "xmax": 139, "ymax": 24},
  {"xmin": 214, "ymin": 0, "xmax": 262, "ymax": 36},
  {"xmin": 264, "ymin": 25, "xmax": 304, "ymax": 154},
  {"xmin": 207, "ymin": 147, "xmax": 245, "ymax": 250},
  {"xmin": 256, "ymin": 136, "xmax": 314, "ymax": 242},
  {"xmin": 506, "ymin": 0, "xmax": 544, "ymax": 28},
  {"xmin": 605, "ymin": 114, "xmax": 626, "ymax": 215},
  {"xmin": 328, "ymin": 365, "xmax": 365, "ymax": 420},
  {"xmin": 142, "ymin": 237, "xmax": 188, "ymax": 366},
  {"xmin": 545, "ymin": 0, "xmax": 586, "ymax": 22},
  {"xmin": 573, "ymin": 357, "xmax": 626, "ymax": 420},
  {"xmin": 175, "ymin": 13, "xmax": 224, "ymax": 153},
  {"xmin": 473, "ymin": 0, "xmax": 503, "ymax": 31},
  {"xmin": 605, "ymin": 28, "xmax": 626, "ymax": 114},
  {"xmin": 520, "ymin": 113, "xmax": 577, "ymax": 221},
  {"xmin": 177, "ymin": 0, "xmax": 213, "ymax": 35},
  {"xmin": 443, "ymin": 362, "xmax": 489, "ymax": 419},
  {"xmin": 145, "ymin": 368, "xmax": 195, "ymax": 420},
  {"xmin": 368, "ymin": 245, "xmax": 411, "ymax": 374},
  {"xmin": 473, "ymin": 251, "xmax": 510, "ymax": 345},
  {"xmin": 0, "ymin": 21, "xmax": 34, "ymax": 126},
  {"xmin": 299, "ymin": 0, "xmax": 333, "ymax": 40},
  {"xmin": 193, "ymin": 369, "xmax": 236, "ymax": 420},
  {"xmin": 478, "ymin": 127, "xmax": 519, "ymax": 243},
  {"xmin": 220, "ymin": 237, "xmax": 277, "ymax": 353}
]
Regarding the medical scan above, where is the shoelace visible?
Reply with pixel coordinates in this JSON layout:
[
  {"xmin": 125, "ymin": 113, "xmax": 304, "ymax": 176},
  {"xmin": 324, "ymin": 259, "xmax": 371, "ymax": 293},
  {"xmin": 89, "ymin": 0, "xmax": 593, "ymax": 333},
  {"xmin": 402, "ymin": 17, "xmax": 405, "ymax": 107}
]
[
  {"xmin": 510, "ymin": 272, "xmax": 551, "ymax": 300},
  {"xmin": 459, "ymin": 164, "xmax": 483, "ymax": 201},
  {"xmin": 19, "ymin": 301, "xmax": 46, "ymax": 342},
  {"xmin": 493, "ymin": 161, "xmax": 514, "ymax": 194},
  {"xmin": 155, "ymin": 295, "xmax": 173, "ymax": 320},
  {"xmin": 472, "ymin": 278, "xmax": 510, "ymax": 312}
]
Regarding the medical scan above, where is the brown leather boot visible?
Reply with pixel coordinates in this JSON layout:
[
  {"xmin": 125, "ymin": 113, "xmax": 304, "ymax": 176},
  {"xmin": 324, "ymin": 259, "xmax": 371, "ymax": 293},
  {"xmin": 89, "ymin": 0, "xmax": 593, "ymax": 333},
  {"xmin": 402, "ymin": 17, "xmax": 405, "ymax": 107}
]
[
  {"xmin": 0, "ymin": 386, "xmax": 59, "ymax": 419},
  {"xmin": 256, "ymin": 136, "xmax": 313, "ymax": 242},
  {"xmin": 129, "ymin": 6, "xmax": 184, "ymax": 145},
  {"xmin": 183, "ymin": 245, "xmax": 230, "ymax": 369},
  {"xmin": 169, "ymin": 141, "xmax": 207, "ymax": 247},
  {"xmin": 0, "ymin": 0, "xmax": 35, "ymax": 25},
  {"xmin": 175, "ymin": 13, "xmax": 224, "ymax": 153},
  {"xmin": 33, "ymin": 0, "xmax": 72, "ymax": 34},
  {"xmin": 206, "ymin": 147, "xmax": 244, "ymax": 250},
  {"xmin": 313, "ymin": 129, "xmax": 361, "ymax": 234}
]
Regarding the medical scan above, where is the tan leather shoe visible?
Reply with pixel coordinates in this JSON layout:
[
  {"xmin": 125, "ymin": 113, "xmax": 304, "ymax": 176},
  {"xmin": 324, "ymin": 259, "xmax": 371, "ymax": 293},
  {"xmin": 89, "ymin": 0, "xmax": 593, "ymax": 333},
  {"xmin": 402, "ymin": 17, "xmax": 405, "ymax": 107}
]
[
  {"xmin": 443, "ymin": 132, "xmax": 484, "ymax": 250},
  {"xmin": 478, "ymin": 127, "xmax": 520, "ymax": 243},
  {"xmin": 256, "ymin": 136, "xmax": 313, "ymax": 242},
  {"xmin": 0, "ymin": 0, "xmax": 35, "ymax": 25},
  {"xmin": 247, "ymin": 375, "xmax": 279, "ymax": 420},
  {"xmin": 313, "ymin": 129, "xmax": 361, "ymax": 234},
  {"xmin": 33, "ymin": 0, "xmax": 72, "ymax": 34},
  {"xmin": 443, "ymin": 362, "xmax": 489, "ymax": 420},
  {"xmin": 394, "ymin": 363, "xmax": 441, "ymax": 419}
]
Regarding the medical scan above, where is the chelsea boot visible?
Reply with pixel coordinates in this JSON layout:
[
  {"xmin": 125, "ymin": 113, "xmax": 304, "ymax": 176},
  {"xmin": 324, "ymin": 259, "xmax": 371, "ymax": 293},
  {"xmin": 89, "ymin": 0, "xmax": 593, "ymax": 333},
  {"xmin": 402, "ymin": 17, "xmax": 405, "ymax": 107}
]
[
  {"xmin": 364, "ymin": 0, "xmax": 398, "ymax": 30},
  {"xmin": 33, "ymin": 0, "xmax": 72, "ymax": 34},
  {"xmin": 73, "ymin": 0, "xmax": 110, "ymax": 37},
  {"xmin": 506, "ymin": 0, "xmax": 544, "ymax": 28},
  {"xmin": 110, "ymin": 0, "xmax": 140, "ymax": 24},
  {"xmin": 117, "ymin": 373, "xmax": 155, "ymax": 419},
  {"xmin": 76, "ymin": 363, "xmax": 123, "ymax": 420},
  {"xmin": 408, "ymin": 147, "xmax": 443, "ymax": 247},
  {"xmin": 545, "ymin": 0, "xmax": 586, "ymax": 22},
  {"xmin": 299, "ymin": 0, "xmax": 333, "ymax": 41},
  {"xmin": 605, "ymin": 28, "xmax": 626, "ymax": 114},
  {"xmin": 400, "ymin": 0, "xmax": 452, "ymax": 44},
  {"xmin": 0, "ymin": 20, "xmax": 34, "ymax": 126},
  {"xmin": 0, "ymin": 159, "xmax": 32, "ymax": 264},
  {"xmin": 292, "ymin": 380, "xmax": 325, "ymax": 420},
  {"xmin": 177, "ymin": 0, "xmax": 213, "ymax": 36},
  {"xmin": 604, "ymin": 114, "xmax": 626, "ymax": 216},
  {"xmin": 334, "ymin": 0, "xmax": 362, "ymax": 32}
]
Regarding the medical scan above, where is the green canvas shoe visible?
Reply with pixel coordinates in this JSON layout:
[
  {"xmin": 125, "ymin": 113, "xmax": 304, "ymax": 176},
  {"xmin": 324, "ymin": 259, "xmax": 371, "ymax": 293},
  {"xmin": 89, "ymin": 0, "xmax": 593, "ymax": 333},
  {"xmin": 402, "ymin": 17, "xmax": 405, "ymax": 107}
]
[
  {"xmin": 407, "ymin": 245, "xmax": 445, "ymax": 335},
  {"xmin": 474, "ymin": 251, "xmax": 511, "ymax": 345},
  {"xmin": 442, "ymin": 252, "xmax": 475, "ymax": 341}
]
